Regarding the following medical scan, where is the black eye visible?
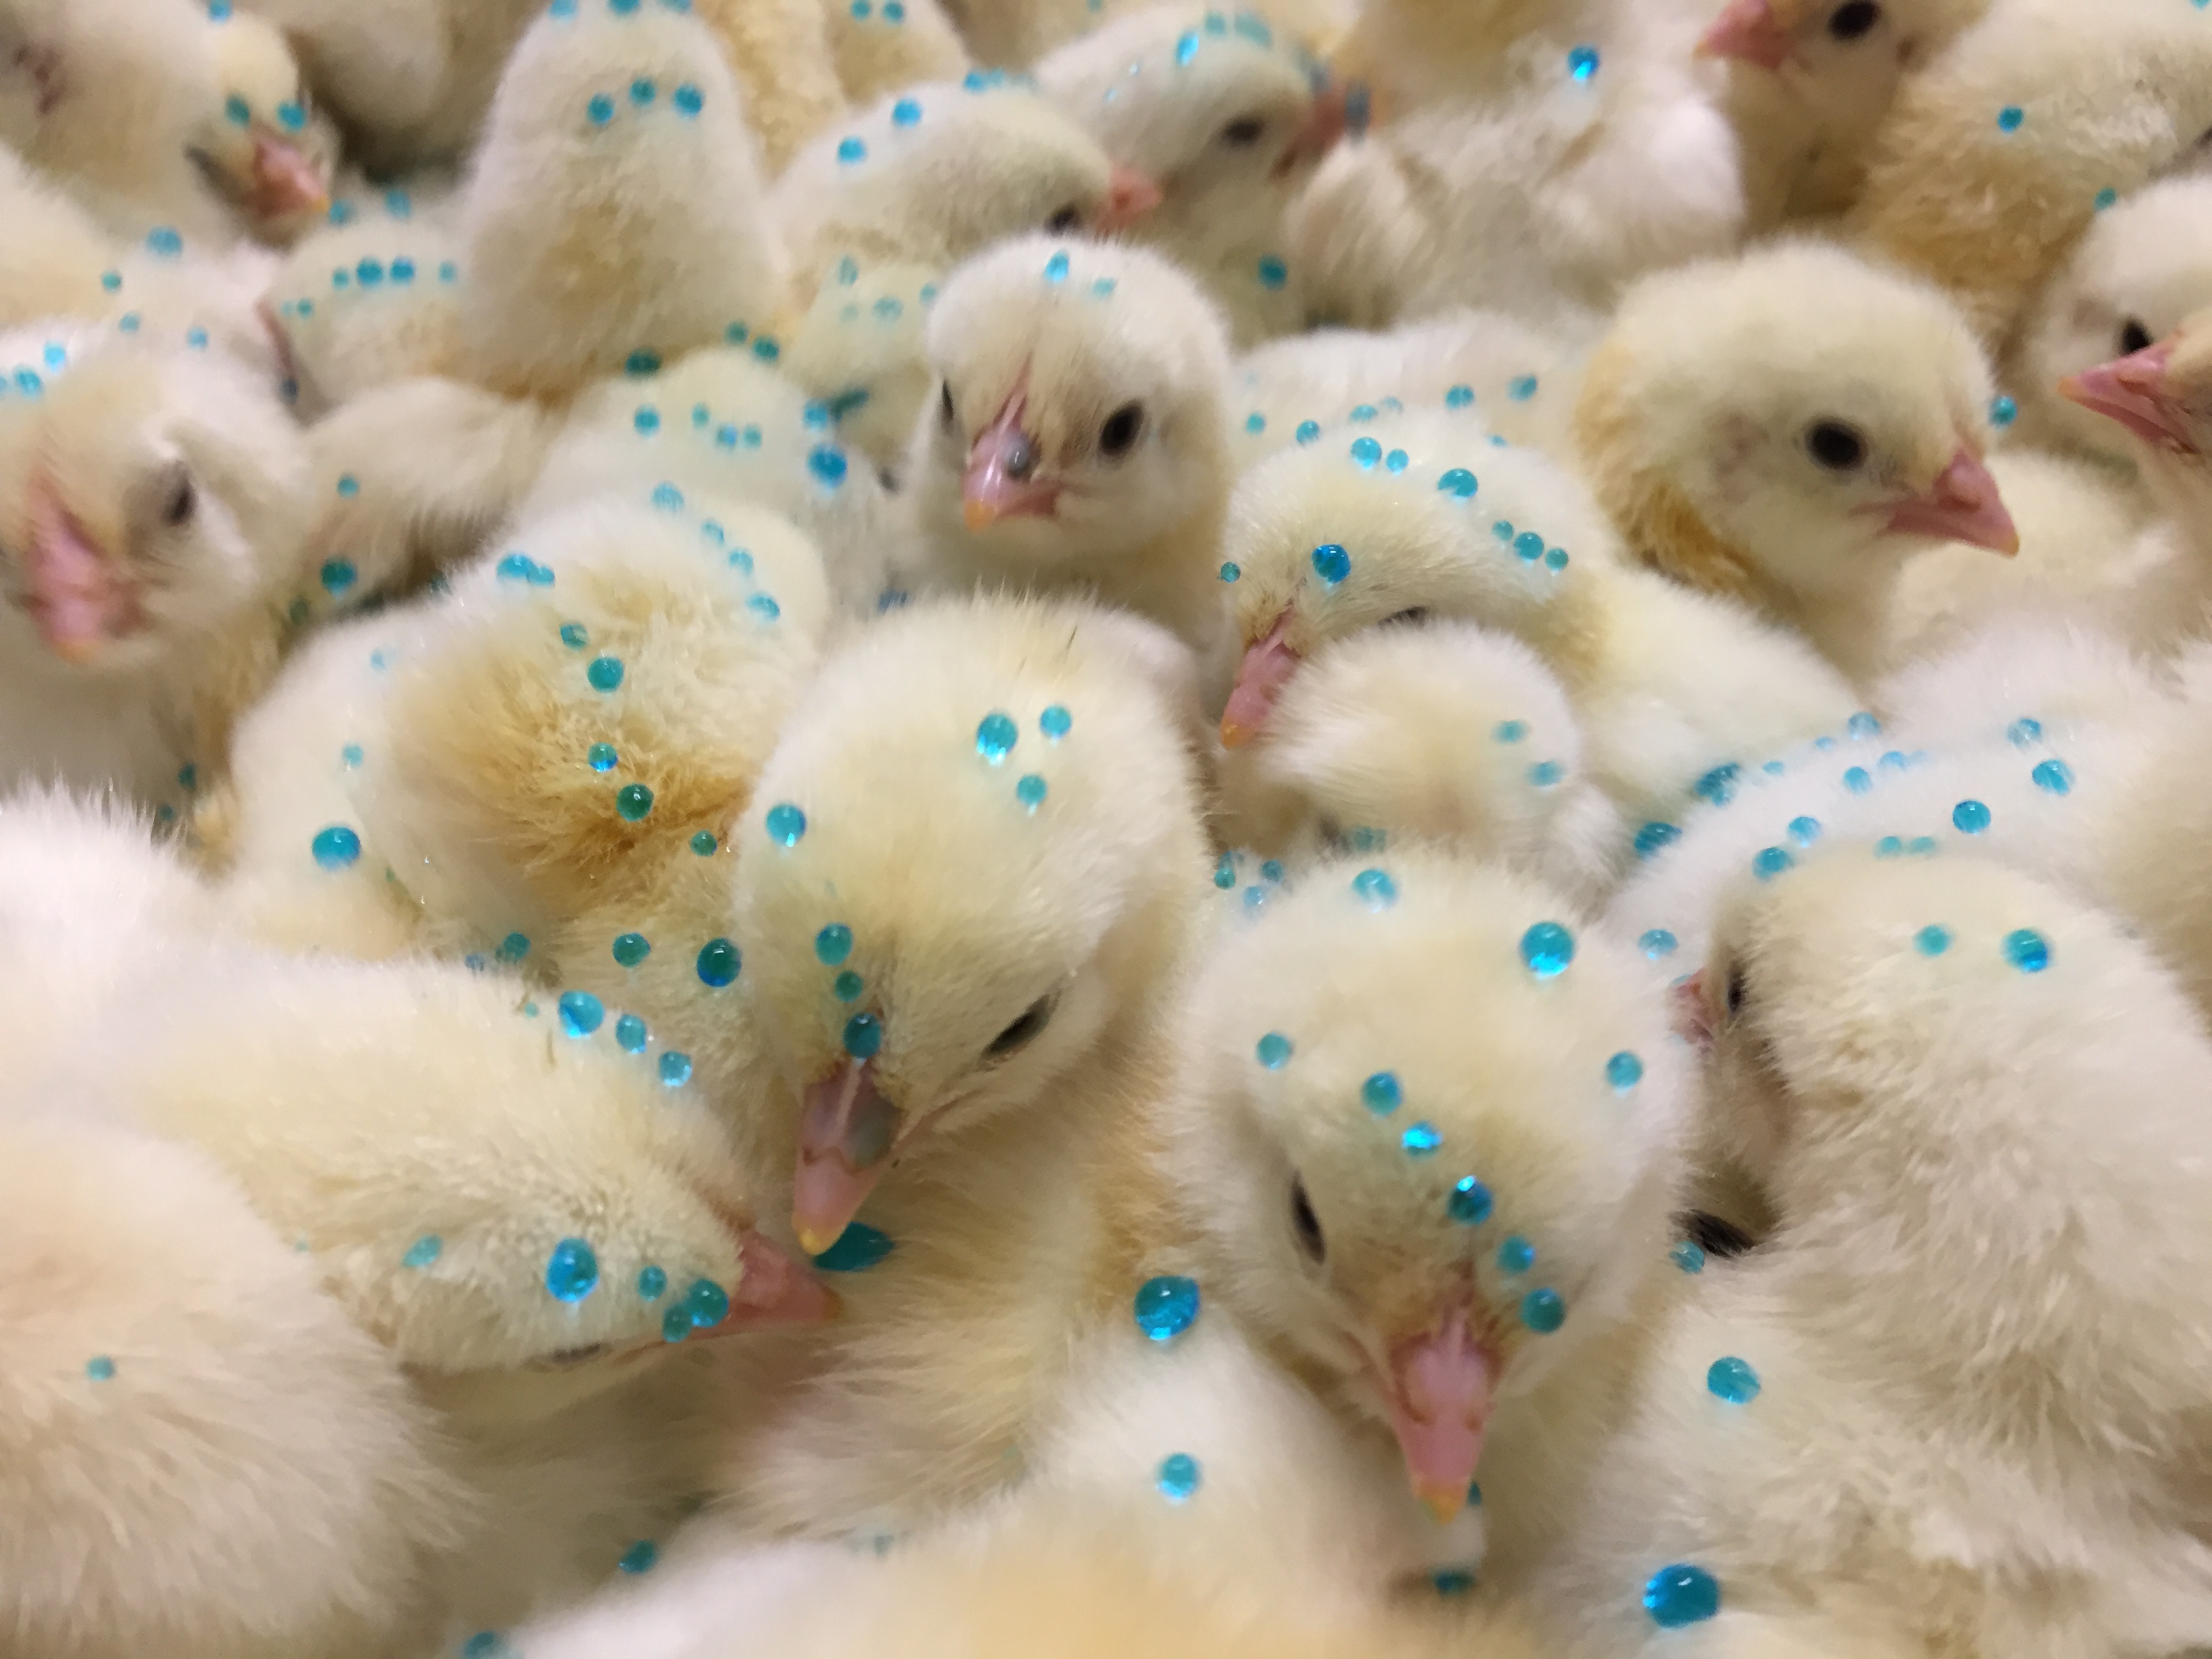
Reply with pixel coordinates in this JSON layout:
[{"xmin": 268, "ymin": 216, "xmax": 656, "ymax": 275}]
[
  {"xmin": 940, "ymin": 381, "xmax": 956, "ymax": 428},
  {"xmin": 2121, "ymin": 319, "xmax": 2153, "ymax": 356},
  {"xmin": 1221, "ymin": 116, "xmax": 1267, "ymax": 146},
  {"xmin": 1827, "ymin": 0, "xmax": 1880, "ymax": 39},
  {"xmin": 1805, "ymin": 419, "xmax": 1866, "ymax": 472},
  {"xmin": 1683, "ymin": 1210, "xmax": 1755, "ymax": 1259},
  {"xmin": 1380, "ymin": 606, "xmax": 1429, "ymax": 628},
  {"xmin": 1046, "ymin": 204, "xmax": 1083, "ymax": 233},
  {"xmin": 1725, "ymin": 968, "xmax": 1747, "ymax": 1018},
  {"xmin": 537, "ymin": 1343, "xmax": 609, "ymax": 1368},
  {"xmin": 986, "ymin": 996, "xmax": 1054, "ymax": 1058},
  {"xmin": 1290, "ymin": 1177, "xmax": 1326, "ymax": 1263},
  {"xmin": 1099, "ymin": 402, "xmax": 1145, "ymax": 457},
  {"xmin": 161, "ymin": 470, "xmax": 197, "ymax": 527}
]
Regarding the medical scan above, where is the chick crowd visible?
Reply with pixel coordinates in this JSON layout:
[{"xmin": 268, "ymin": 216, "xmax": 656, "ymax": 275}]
[{"xmin": 3, "ymin": 0, "xmax": 2212, "ymax": 1655}]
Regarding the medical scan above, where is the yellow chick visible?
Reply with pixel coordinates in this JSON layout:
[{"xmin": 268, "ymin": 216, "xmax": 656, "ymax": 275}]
[
  {"xmin": 1033, "ymin": 6, "xmax": 1350, "ymax": 347},
  {"xmin": 1217, "ymin": 405, "xmax": 1864, "ymax": 829},
  {"xmin": 1544, "ymin": 851, "xmax": 2212, "ymax": 1657},
  {"xmin": 1574, "ymin": 239, "xmax": 2020, "ymax": 687},
  {"xmin": 0, "ymin": 321, "xmax": 308, "ymax": 811},
  {"xmin": 1218, "ymin": 621, "xmax": 1624, "ymax": 909},
  {"xmin": 818, "ymin": 0, "xmax": 970, "ymax": 109},
  {"xmin": 190, "ymin": 3, "xmax": 339, "ymax": 243},
  {"xmin": 1847, "ymin": 0, "xmax": 2212, "ymax": 348},
  {"xmin": 910, "ymin": 234, "xmax": 1235, "ymax": 677}
]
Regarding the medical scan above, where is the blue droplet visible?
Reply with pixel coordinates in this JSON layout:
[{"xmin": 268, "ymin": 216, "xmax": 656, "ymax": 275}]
[
  {"xmin": 696, "ymin": 937, "xmax": 740, "ymax": 987},
  {"xmin": 341, "ymin": 743, "xmax": 364, "ymax": 769},
  {"xmin": 1438, "ymin": 467, "xmax": 1478, "ymax": 498},
  {"xmin": 619, "ymin": 1540, "xmax": 658, "ymax": 1574},
  {"xmin": 1914, "ymin": 924, "xmax": 1951, "ymax": 957},
  {"xmin": 545, "ymin": 1237, "xmax": 599, "ymax": 1301},
  {"xmin": 662, "ymin": 1304, "xmax": 693, "ymax": 1343},
  {"xmin": 1352, "ymin": 867, "xmax": 1397, "ymax": 909},
  {"xmin": 462, "ymin": 1634, "xmax": 504, "ymax": 1659},
  {"xmin": 496, "ymin": 932, "xmax": 531, "ymax": 964},
  {"xmin": 1256, "ymin": 255, "xmax": 1288, "ymax": 289},
  {"xmin": 1401, "ymin": 1122, "xmax": 1440, "ymax": 1157},
  {"xmin": 1607, "ymin": 1051, "xmax": 1643, "ymax": 1092},
  {"xmin": 844, "ymin": 1011, "xmax": 883, "ymax": 1059},
  {"xmin": 558, "ymin": 991, "xmax": 605, "ymax": 1038},
  {"xmin": 1567, "ymin": 43, "xmax": 1599, "ymax": 79},
  {"xmin": 611, "ymin": 931, "xmax": 650, "ymax": 968},
  {"xmin": 1528, "ymin": 760, "xmax": 1563, "ymax": 787},
  {"xmin": 836, "ymin": 135, "xmax": 867, "ymax": 164},
  {"xmin": 1256, "ymin": 1031, "xmax": 1293, "ymax": 1069},
  {"xmin": 1432, "ymin": 1569, "xmax": 1476, "ymax": 1596},
  {"xmin": 630, "ymin": 76, "xmax": 657, "ymax": 106},
  {"xmin": 1997, "ymin": 105, "xmax": 2024, "ymax": 132},
  {"xmin": 2094, "ymin": 187, "xmax": 2118, "ymax": 211},
  {"xmin": 587, "ymin": 93, "xmax": 615, "ymax": 124},
  {"xmin": 1513, "ymin": 531, "xmax": 1544, "ymax": 562},
  {"xmin": 834, "ymin": 969, "xmax": 865, "ymax": 1002},
  {"xmin": 1640, "ymin": 928, "xmax": 1678, "ymax": 959},
  {"xmin": 588, "ymin": 655, "xmax": 625, "ymax": 692},
  {"xmin": 2007, "ymin": 718, "xmax": 2044, "ymax": 747},
  {"xmin": 615, "ymin": 1013, "xmax": 649, "ymax": 1052},
  {"xmin": 1446, "ymin": 384, "xmax": 1475, "ymax": 409},
  {"xmin": 1706, "ymin": 1355, "xmax": 1761, "ymax": 1404},
  {"xmin": 808, "ymin": 445, "xmax": 849, "ymax": 487},
  {"xmin": 1643, "ymin": 1565, "xmax": 1721, "ymax": 1628},
  {"xmin": 1311, "ymin": 542, "xmax": 1351, "ymax": 583},
  {"xmin": 1044, "ymin": 249, "xmax": 1071, "ymax": 283},
  {"xmin": 1349, "ymin": 436, "xmax": 1382, "ymax": 470},
  {"xmin": 403, "ymin": 1234, "xmax": 442, "ymax": 1269},
  {"xmin": 634, "ymin": 405, "xmax": 659, "ymax": 434},
  {"xmin": 311, "ymin": 825, "xmax": 361, "ymax": 869},
  {"xmin": 1449, "ymin": 1176, "xmax": 1492, "ymax": 1223},
  {"xmin": 146, "ymin": 226, "xmax": 182, "ymax": 258},
  {"xmin": 977, "ymin": 711, "xmax": 1019, "ymax": 762},
  {"xmin": 1671, "ymin": 1240, "xmax": 1706, "ymax": 1273},
  {"xmin": 1016, "ymin": 774, "xmax": 1048, "ymax": 811},
  {"xmin": 1990, "ymin": 394, "xmax": 2018, "ymax": 429},
  {"xmin": 588, "ymin": 742, "xmax": 619, "ymax": 773},
  {"xmin": 1753, "ymin": 846, "xmax": 1793, "ymax": 880},
  {"xmin": 1361, "ymin": 1072, "xmax": 1401, "ymax": 1113},
  {"xmin": 1384, "ymin": 449, "xmax": 1410, "ymax": 474},
  {"xmin": 1843, "ymin": 765, "xmax": 1872, "ymax": 795},
  {"xmin": 1519, "ymin": 921, "xmax": 1574, "ymax": 977},
  {"xmin": 2032, "ymin": 758, "xmax": 2072, "ymax": 795},
  {"xmin": 1157, "ymin": 1452, "xmax": 1201, "ymax": 1502},
  {"xmin": 1244, "ymin": 413, "xmax": 1265, "ymax": 435},
  {"xmin": 892, "ymin": 96, "xmax": 922, "ymax": 125},
  {"xmin": 225, "ymin": 93, "xmax": 251, "ymax": 125},
  {"xmin": 1035, "ymin": 704, "xmax": 1073, "ymax": 745},
  {"xmin": 2004, "ymin": 928, "xmax": 2051, "ymax": 972},
  {"xmin": 765, "ymin": 803, "xmax": 806, "ymax": 846},
  {"xmin": 616, "ymin": 783, "xmax": 654, "ymax": 822},
  {"xmin": 1519, "ymin": 1288, "xmax": 1565, "ymax": 1332},
  {"xmin": 1493, "ymin": 720, "xmax": 1528, "ymax": 745},
  {"xmin": 1498, "ymin": 1235, "xmax": 1535, "ymax": 1273},
  {"xmin": 100, "ymin": 269, "xmax": 121, "ymax": 292},
  {"xmin": 813, "ymin": 1222, "xmax": 895, "ymax": 1271},
  {"xmin": 1174, "ymin": 28, "xmax": 1200, "ymax": 63},
  {"xmin": 1508, "ymin": 375, "xmax": 1538, "ymax": 401},
  {"xmin": 684, "ymin": 1277, "xmax": 727, "ymax": 1326},
  {"xmin": 673, "ymin": 82, "xmax": 703, "ymax": 115},
  {"xmin": 1875, "ymin": 836, "xmax": 1904, "ymax": 859},
  {"xmin": 1952, "ymin": 799, "xmax": 1991, "ymax": 834},
  {"xmin": 691, "ymin": 831, "xmax": 717, "ymax": 857},
  {"xmin": 1295, "ymin": 420, "xmax": 1321, "ymax": 445},
  {"xmin": 638, "ymin": 1265, "xmax": 668, "ymax": 1298},
  {"xmin": 86, "ymin": 1355, "xmax": 115, "ymax": 1380},
  {"xmin": 1134, "ymin": 1275, "xmax": 1200, "ymax": 1341},
  {"xmin": 320, "ymin": 560, "xmax": 356, "ymax": 596}
]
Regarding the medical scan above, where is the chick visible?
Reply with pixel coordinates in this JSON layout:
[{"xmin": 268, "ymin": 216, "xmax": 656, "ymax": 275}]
[
  {"xmin": 1574, "ymin": 240, "xmax": 2019, "ymax": 687},
  {"xmin": 1545, "ymin": 852, "xmax": 2212, "ymax": 1657},
  {"xmin": 1217, "ymin": 405, "xmax": 1862, "ymax": 830},
  {"xmin": 819, "ymin": 0, "xmax": 970, "ymax": 110},
  {"xmin": 0, "ymin": 321, "xmax": 308, "ymax": 808},
  {"xmin": 2009, "ymin": 174, "xmax": 2212, "ymax": 477},
  {"xmin": 910, "ymin": 236, "xmax": 1235, "ymax": 677},
  {"xmin": 705, "ymin": 593, "xmax": 1211, "ymax": 1536},
  {"xmin": 453, "ymin": 0, "xmax": 787, "ymax": 405},
  {"xmin": 190, "ymin": 4, "xmax": 339, "ymax": 243},
  {"xmin": 1216, "ymin": 621, "xmax": 1625, "ymax": 909},
  {"xmin": 1847, "ymin": 0, "xmax": 2212, "ymax": 348},
  {"xmin": 1033, "ymin": 6, "xmax": 1347, "ymax": 347},
  {"xmin": 947, "ymin": 0, "xmax": 1350, "ymax": 73},
  {"xmin": 1168, "ymin": 847, "xmax": 1693, "ymax": 1586}
]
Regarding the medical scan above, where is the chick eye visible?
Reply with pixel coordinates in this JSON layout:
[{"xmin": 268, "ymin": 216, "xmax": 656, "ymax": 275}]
[
  {"xmin": 1724, "ymin": 967, "xmax": 1747, "ymax": 1019},
  {"xmin": 1046, "ymin": 203, "xmax": 1083, "ymax": 233},
  {"xmin": 1380, "ymin": 606, "xmax": 1429, "ymax": 628},
  {"xmin": 2121, "ymin": 318, "xmax": 2154, "ymax": 356},
  {"xmin": 1099, "ymin": 402, "xmax": 1145, "ymax": 457},
  {"xmin": 1684, "ymin": 1211, "xmax": 1755, "ymax": 1259},
  {"xmin": 1805, "ymin": 419, "xmax": 1867, "ymax": 472},
  {"xmin": 1289, "ymin": 1176, "xmax": 1326, "ymax": 1264},
  {"xmin": 1221, "ymin": 115, "xmax": 1267, "ymax": 146},
  {"xmin": 161, "ymin": 469, "xmax": 197, "ymax": 528},
  {"xmin": 1826, "ymin": 0, "xmax": 1880, "ymax": 39},
  {"xmin": 985, "ymin": 996, "xmax": 1054, "ymax": 1059},
  {"xmin": 536, "ymin": 1343, "xmax": 609, "ymax": 1369},
  {"xmin": 940, "ymin": 381, "xmax": 956, "ymax": 429}
]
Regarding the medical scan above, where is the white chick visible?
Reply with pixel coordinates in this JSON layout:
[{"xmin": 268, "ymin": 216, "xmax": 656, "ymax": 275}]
[
  {"xmin": 190, "ymin": 3, "xmax": 340, "ymax": 243},
  {"xmin": 453, "ymin": 0, "xmax": 787, "ymax": 404},
  {"xmin": 1545, "ymin": 852, "xmax": 2212, "ymax": 1658},
  {"xmin": 1216, "ymin": 621, "xmax": 1625, "ymax": 909},
  {"xmin": 911, "ymin": 235, "xmax": 1235, "ymax": 678},
  {"xmin": 1033, "ymin": 6, "xmax": 1349, "ymax": 347},
  {"xmin": 704, "ymin": 594, "xmax": 1211, "ymax": 1536},
  {"xmin": 1573, "ymin": 239, "xmax": 2020, "ymax": 687},
  {"xmin": 1847, "ymin": 0, "xmax": 2212, "ymax": 348},
  {"xmin": 0, "ymin": 321, "xmax": 308, "ymax": 809},
  {"xmin": 1216, "ymin": 405, "xmax": 1864, "ymax": 832},
  {"xmin": 2009, "ymin": 174, "xmax": 2212, "ymax": 476},
  {"xmin": 819, "ymin": 0, "xmax": 970, "ymax": 109}
]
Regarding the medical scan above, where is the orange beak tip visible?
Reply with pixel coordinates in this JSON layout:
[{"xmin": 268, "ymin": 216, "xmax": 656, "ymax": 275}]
[
  {"xmin": 1218, "ymin": 718, "xmax": 1252, "ymax": 749},
  {"xmin": 1416, "ymin": 1483, "xmax": 1469, "ymax": 1525},
  {"xmin": 962, "ymin": 497, "xmax": 999, "ymax": 533}
]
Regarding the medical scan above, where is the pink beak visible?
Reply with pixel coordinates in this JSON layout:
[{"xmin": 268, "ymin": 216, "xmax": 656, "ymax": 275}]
[
  {"xmin": 793, "ymin": 1058, "xmax": 903, "ymax": 1256},
  {"xmin": 1696, "ymin": 0, "xmax": 1795, "ymax": 70},
  {"xmin": 1384, "ymin": 1311, "xmax": 1494, "ymax": 1524},
  {"xmin": 250, "ymin": 131, "xmax": 330, "ymax": 220},
  {"xmin": 1881, "ymin": 446, "xmax": 2018, "ymax": 554},
  {"xmin": 1672, "ymin": 969, "xmax": 1715, "ymax": 1047},
  {"xmin": 1218, "ymin": 607, "xmax": 1299, "ymax": 749},
  {"xmin": 722, "ymin": 1232, "xmax": 840, "ymax": 1330},
  {"xmin": 2060, "ymin": 343, "xmax": 2198, "ymax": 456},
  {"xmin": 20, "ymin": 478, "xmax": 140, "ymax": 662},
  {"xmin": 1276, "ymin": 82, "xmax": 1351, "ymax": 177},
  {"xmin": 1094, "ymin": 163, "xmax": 1164, "ymax": 233},
  {"xmin": 962, "ymin": 382, "xmax": 1061, "ymax": 531}
]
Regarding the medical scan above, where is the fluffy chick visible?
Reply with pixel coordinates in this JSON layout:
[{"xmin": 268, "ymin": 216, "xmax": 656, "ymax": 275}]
[
  {"xmin": 0, "ymin": 321, "xmax": 308, "ymax": 808},
  {"xmin": 1573, "ymin": 239, "xmax": 2020, "ymax": 687},
  {"xmin": 190, "ymin": 4, "xmax": 339, "ymax": 243},
  {"xmin": 2009, "ymin": 174, "xmax": 2212, "ymax": 477},
  {"xmin": 1217, "ymin": 405, "xmax": 1863, "ymax": 830},
  {"xmin": 1216, "ymin": 621, "xmax": 1624, "ymax": 908},
  {"xmin": 1545, "ymin": 852, "xmax": 2212, "ymax": 1657},
  {"xmin": 1847, "ymin": 0, "xmax": 2212, "ymax": 348},
  {"xmin": 454, "ymin": 0, "xmax": 787, "ymax": 404},
  {"xmin": 1034, "ymin": 7, "xmax": 1347, "ymax": 347},
  {"xmin": 1172, "ymin": 847, "xmax": 1692, "ymax": 1587},
  {"xmin": 818, "ymin": 0, "xmax": 970, "ymax": 108},
  {"xmin": 911, "ymin": 235, "xmax": 1235, "ymax": 677}
]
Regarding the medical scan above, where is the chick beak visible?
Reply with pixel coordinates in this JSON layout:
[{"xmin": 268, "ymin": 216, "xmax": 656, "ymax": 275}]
[
  {"xmin": 1384, "ymin": 1311, "xmax": 1494, "ymax": 1525},
  {"xmin": 963, "ymin": 389, "xmax": 1061, "ymax": 531},
  {"xmin": 1218, "ymin": 607, "xmax": 1300, "ymax": 749},
  {"xmin": 1275, "ymin": 82, "xmax": 1352, "ymax": 178},
  {"xmin": 1672, "ymin": 969, "xmax": 1715, "ymax": 1048},
  {"xmin": 20, "ymin": 476, "xmax": 140, "ymax": 663},
  {"xmin": 1695, "ymin": 0, "xmax": 1797, "ymax": 70},
  {"xmin": 249, "ymin": 130, "xmax": 330, "ymax": 220},
  {"xmin": 793, "ymin": 1058, "xmax": 903, "ymax": 1256},
  {"xmin": 2060, "ymin": 342, "xmax": 2198, "ymax": 456},
  {"xmin": 1094, "ymin": 163, "xmax": 1164, "ymax": 233},
  {"xmin": 721, "ymin": 1232, "xmax": 840, "ymax": 1330},
  {"xmin": 1882, "ymin": 447, "xmax": 2018, "ymax": 554}
]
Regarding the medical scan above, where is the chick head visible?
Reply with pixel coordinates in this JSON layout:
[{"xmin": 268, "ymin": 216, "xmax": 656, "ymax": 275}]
[
  {"xmin": 916, "ymin": 235, "xmax": 1231, "ymax": 559},
  {"xmin": 1036, "ymin": 7, "xmax": 1347, "ymax": 239},
  {"xmin": 732, "ymin": 594, "xmax": 1209, "ymax": 1256},
  {"xmin": 1217, "ymin": 407, "xmax": 1614, "ymax": 747},
  {"xmin": 1696, "ymin": 0, "xmax": 1984, "ymax": 94},
  {"xmin": 189, "ymin": 6, "xmax": 335, "ymax": 240},
  {"xmin": 1174, "ymin": 849, "xmax": 1687, "ymax": 1523},
  {"xmin": 1576, "ymin": 241, "xmax": 2018, "ymax": 610},
  {"xmin": 0, "ymin": 325, "xmax": 302, "ymax": 673},
  {"xmin": 2060, "ymin": 306, "xmax": 2212, "ymax": 533}
]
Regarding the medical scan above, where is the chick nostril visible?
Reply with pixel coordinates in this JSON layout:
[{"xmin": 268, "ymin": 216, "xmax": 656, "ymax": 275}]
[{"xmin": 1004, "ymin": 436, "xmax": 1040, "ymax": 483}]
